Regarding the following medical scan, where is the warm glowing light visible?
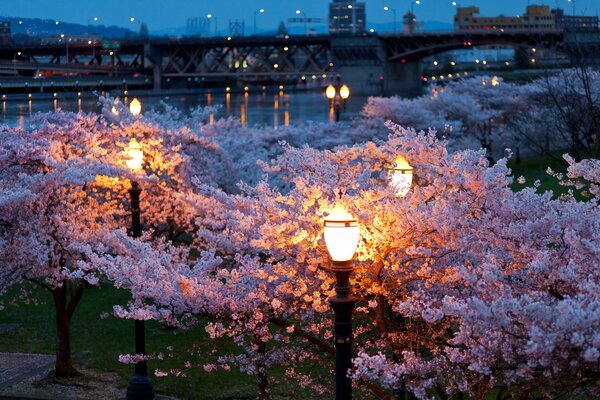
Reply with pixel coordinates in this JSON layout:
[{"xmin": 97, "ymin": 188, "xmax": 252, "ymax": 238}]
[
  {"xmin": 326, "ymin": 84, "xmax": 336, "ymax": 100},
  {"xmin": 339, "ymin": 84, "xmax": 350, "ymax": 100},
  {"xmin": 244, "ymin": 86, "xmax": 249, "ymax": 91},
  {"xmin": 323, "ymin": 205, "xmax": 360, "ymax": 262},
  {"xmin": 388, "ymin": 155, "xmax": 413, "ymax": 197},
  {"xmin": 125, "ymin": 138, "xmax": 143, "ymax": 171},
  {"xmin": 226, "ymin": 87, "xmax": 231, "ymax": 92},
  {"xmin": 491, "ymin": 76, "xmax": 500, "ymax": 86},
  {"xmin": 129, "ymin": 98, "xmax": 142, "ymax": 116}
]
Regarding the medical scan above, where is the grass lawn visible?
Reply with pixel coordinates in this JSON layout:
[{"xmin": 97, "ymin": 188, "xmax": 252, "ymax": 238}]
[
  {"xmin": 507, "ymin": 151, "xmax": 573, "ymax": 195},
  {"xmin": 0, "ymin": 283, "xmax": 295, "ymax": 400}
]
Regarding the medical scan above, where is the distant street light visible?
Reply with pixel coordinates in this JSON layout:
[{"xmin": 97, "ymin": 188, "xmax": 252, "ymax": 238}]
[
  {"xmin": 207, "ymin": 13, "xmax": 218, "ymax": 37},
  {"xmin": 129, "ymin": 98, "xmax": 142, "ymax": 117},
  {"xmin": 383, "ymin": 6, "xmax": 397, "ymax": 33},
  {"xmin": 254, "ymin": 8, "xmax": 265, "ymax": 35},
  {"xmin": 295, "ymin": 9, "xmax": 307, "ymax": 34},
  {"xmin": 325, "ymin": 83, "xmax": 350, "ymax": 122}
]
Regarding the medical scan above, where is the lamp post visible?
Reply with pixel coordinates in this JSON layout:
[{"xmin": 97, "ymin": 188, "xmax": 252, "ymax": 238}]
[
  {"xmin": 254, "ymin": 8, "xmax": 265, "ymax": 35},
  {"xmin": 323, "ymin": 205, "xmax": 360, "ymax": 400},
  {"xmin": 124, "ymin": 138, "xmax": 154, "ymax": 400},
  {"xmin": 295, "ymin": 10, "xmax": 307, "ymax": 34},
  {"xmin": 326, "ymin": 84, "xmax": 350, "ymax": 122},
  {"xmin": 387, "ymin": 155, "xmax": 413, "ymax": 197},
  {"xmin": 207, "ymin": 14, "xmax": 218, "ymax": 37},
  {"xmin": 383, "ymin": 6, "xmax": 397, "ymax": 33}
]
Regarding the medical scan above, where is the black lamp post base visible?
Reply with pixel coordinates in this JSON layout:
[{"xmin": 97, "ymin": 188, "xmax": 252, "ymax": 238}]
[{"xmin": 126, "ymin": 374, "xmax": 154, "ymax": 400}]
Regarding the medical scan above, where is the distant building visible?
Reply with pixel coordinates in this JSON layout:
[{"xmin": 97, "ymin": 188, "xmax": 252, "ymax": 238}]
[
  {"xmin": 523, "ymin": 5, "xmax": 555, "ymax": 29},
  {"xmin": 0, "ymin": 21, "xmax": 11, "ymax": 45},
  {"xmin": 552, "ymin": 8, "xmax": 598, "ymax": 31},
  {"xmin": 329, "ymin": 0, "xmax": 366, "ymax": 35},
  {"xmin": 403, "ymin": 11, "xmax": 416, "ymax": 34},
  {"xmin": 454, "ymin": 5, "xmax": 555, "ymax": 31}
]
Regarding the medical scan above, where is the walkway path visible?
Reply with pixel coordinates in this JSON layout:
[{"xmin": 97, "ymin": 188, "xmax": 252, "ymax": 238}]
[{"xmin": 0, "ymin": 353, "xmax": 54, "ymax": 390}]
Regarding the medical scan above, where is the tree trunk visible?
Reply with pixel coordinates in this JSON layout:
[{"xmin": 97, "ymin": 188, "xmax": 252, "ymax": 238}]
[
  {"xmin": 52, "ymin": 283, "xmax": 84, "ymax": 378},
  {"xmin": 257, "ymin": 342, "xmax": 269, "ymax": 400}
]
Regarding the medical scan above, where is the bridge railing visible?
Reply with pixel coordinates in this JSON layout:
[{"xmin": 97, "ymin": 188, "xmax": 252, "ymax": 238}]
[{"xmin": 379, "ymin": 28, "xmax": 564, "ymax": 37}]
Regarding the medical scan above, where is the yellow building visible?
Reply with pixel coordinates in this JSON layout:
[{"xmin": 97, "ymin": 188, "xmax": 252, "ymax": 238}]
[{"xmin": 455, "ymin": 5, "xmax": 555, "ymax": 31}]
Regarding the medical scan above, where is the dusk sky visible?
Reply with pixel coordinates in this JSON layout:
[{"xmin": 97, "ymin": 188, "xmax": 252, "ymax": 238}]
[{"xmin": 0, "ymin": 0, "xmax": 598, "ymax": 32}]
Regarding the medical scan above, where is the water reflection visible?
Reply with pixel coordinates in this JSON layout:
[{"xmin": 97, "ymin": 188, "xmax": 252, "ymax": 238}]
[{"xmin": 0, "ymin": 90, "xmax": 366, "ymax": 128}]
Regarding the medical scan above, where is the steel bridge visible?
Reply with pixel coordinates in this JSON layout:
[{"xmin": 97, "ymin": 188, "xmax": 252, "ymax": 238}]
[{"xmin": 0, "ymin": 30, "xmax": 598, "ymax": 94}]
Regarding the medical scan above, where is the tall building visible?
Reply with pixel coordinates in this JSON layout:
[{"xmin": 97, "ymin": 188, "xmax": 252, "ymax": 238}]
[
  {"xmin": 454, "ymin": 5, "xmax": 555, "ymax": 31},
  {"xmin": 329, "ymin": 0, "xmax": 366, "ymax": 35},
  {"xmin": 0, "ymin": 21, "xmax": 11, "ymax": 45},
  {"xmin": 552, "ymin": 8, "xmax": 599, "ymax": 31}
]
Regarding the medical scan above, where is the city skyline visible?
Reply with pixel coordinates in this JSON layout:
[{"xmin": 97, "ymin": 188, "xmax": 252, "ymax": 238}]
[{"xmin": 0, "ymin": 0, "xmax": 598, "ymax": 33}]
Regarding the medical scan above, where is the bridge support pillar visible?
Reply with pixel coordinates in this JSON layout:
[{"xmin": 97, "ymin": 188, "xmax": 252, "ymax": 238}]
[
  {"xmin": 145, "ymin": 44, "xmax": 163, "ymax": 92},
  {"xmin": 382, "ymin": 61, "xmax": 423, "ymax": 97},
  {"xmin": 332, "ymin": 37, "xmax": 422, "ymax": 97}
]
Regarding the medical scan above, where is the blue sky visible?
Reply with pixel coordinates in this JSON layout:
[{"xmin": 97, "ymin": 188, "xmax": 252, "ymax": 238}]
[{"xmin": 0, "ymin": 0, "xmax": 597, "ymax": 32}]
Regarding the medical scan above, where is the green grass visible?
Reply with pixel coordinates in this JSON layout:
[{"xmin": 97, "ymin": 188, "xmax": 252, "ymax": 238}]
[
  {"xmin": 507, "ymin": 151, "xmax": 574, "ymax": 195},
  {"xmin": 0, "ymin": 283, "xmax": 284, "ymax": 400}
]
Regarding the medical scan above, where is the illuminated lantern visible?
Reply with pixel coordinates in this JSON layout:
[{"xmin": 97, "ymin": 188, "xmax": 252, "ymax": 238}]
[
  {"xmin": 129, "ymin": 98, "xmax": 142, "ymax": 116},
  {"xmin": 339, "ymin": 84, "xmax": 350, "ymax": 100},
  {"xmin": 388, "ymin": 155, "xmax": 413, "ymax": 197},
  {"xmin": 125, "ymin": 138, "xmax": 143, "ymax": 171},
  {"xmin": 326, "ymin": 84, "xmax": 336, "ymax": 101},
  {"xmin": 323, "ymin": 205, "xmax": 360, "ymax": 262}
]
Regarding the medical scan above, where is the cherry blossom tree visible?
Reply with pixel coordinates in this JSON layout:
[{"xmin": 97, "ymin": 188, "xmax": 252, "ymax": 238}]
[
  {"xmin": 0, "ymin": 99, "xmax": 227, "ymax": 377},
  {"xmin": 97, "ymin": 119, "xmax": 600, "ymax": 399}
]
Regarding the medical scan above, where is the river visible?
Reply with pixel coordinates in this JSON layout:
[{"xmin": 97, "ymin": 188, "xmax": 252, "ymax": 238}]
[{"xmin": 0, "ymin": 90, "xmax": 372, "ymax": 128}]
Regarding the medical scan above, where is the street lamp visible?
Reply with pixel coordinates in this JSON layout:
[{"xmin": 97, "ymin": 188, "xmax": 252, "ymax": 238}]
[
  {"xmin": 325, "ymin": 84, "xmax": 350, "ymax": 122},
  {"xmin": 383, "ymin": 6, "xmax": 397, "ymax": 33},
  {"xmin": 129, "ymin": 98, "xmax": 142, "ymax": 117},
  {"xmin": 295, "ymin": 9, "xmax": 307, "ymax": 34},
  {"xmin": 387, "ymin": 155, "xmax": 413, "ymax": 197},
  {"xmin": 124, "ymin": 138, "xmax": 154, "ymax": 400},
  {"xmin": 339, "ymin": 84, "xmax": 350, "ymax": 110},
  {"xmin": 323, "ymin": 205, "xmax": 360, "ymax": 400},
  {"xmin": 254, "ymin": 8, "xmax": 265, "ymax": 35},
  {"xmin": 207, "ymin": 13, "xmax": 218, "ymax": 37}
]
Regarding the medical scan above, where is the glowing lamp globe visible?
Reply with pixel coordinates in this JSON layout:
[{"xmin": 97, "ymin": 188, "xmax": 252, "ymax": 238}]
[
  {"xmin": 323, "ymin": 205, "xmax": 360, "ymax": 262},
  {"xmin": 125, "ymin": 138, "xmax": 144, "ymax": 171},
  {"xmin": 388, "ymin": 155, "xmax": 413, "ymax": 197},
  {"xmin": 326, "ymin": 84, "xmax": 336, "ymax": 100},
  {"xmin": 339, "ymin": 84, "xmax": 350, "ymax": 100},
  {"xmin": 129, "ymin": 98, "xmax": 142, "ymax": 116}
]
